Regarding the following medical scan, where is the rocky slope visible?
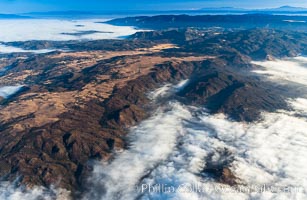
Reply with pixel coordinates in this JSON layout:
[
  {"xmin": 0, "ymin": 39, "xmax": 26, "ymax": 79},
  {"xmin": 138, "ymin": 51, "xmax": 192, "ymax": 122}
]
[{"xmin": 0, "ymin": 44, "xmax": 206, "ymax": 192}]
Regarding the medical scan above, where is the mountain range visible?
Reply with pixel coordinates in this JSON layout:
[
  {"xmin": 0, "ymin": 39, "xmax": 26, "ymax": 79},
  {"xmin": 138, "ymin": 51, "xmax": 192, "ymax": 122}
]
[
  {"xmin": 0, "ymin": 14, "xmax": 30, "ymax": 19},
  {"xmin": 1, "ymin": 6, "xmax": 307, "ymax": 19},
  {"xmin": 199, "ymin": 6, "xmax": 307, "ymax": 14}
]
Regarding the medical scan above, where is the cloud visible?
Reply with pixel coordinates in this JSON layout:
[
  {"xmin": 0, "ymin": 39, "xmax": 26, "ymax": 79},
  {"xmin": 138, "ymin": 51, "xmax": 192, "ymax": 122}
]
[
  {"xmin": 0, "ymin": 19, "xmax": 140, "ymax": 53},
  {"xmin": 252, "ymin": 57, "xmax": 307, "ymax": 86},
  {"xmin": 0, "ymin": 85, "xmax": 24, "ymax": 98},
  {"xmin": 0, "ymin": 180, "xmax": 71, "ymax": 200},
  {"xmin": 83, "ymin": 98, "xmax": 307, "ymax": 200},
  {"xmin": 0, "ymin": 19, "xmax": 138, "ymax": 43},
  {"xmin": 0, "ymin": 44, "xmax": 56, "ymax": 53}
]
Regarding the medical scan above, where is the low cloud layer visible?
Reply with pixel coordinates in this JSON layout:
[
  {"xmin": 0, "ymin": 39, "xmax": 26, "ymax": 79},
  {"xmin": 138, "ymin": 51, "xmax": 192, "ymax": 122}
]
[
  {"xmin": 0, "ymin": 19, "xmax": 139, "ymax": 53},
  {"xmin": 0, "ymin": 19, "xmax": 138, "ymax": 42},
  {"xmin": 0, "ymin": 44, "xmax": 56, "ymax": 53},
  {"xmin": 0, "ymin": 180, "xmax": 71, "ymax": 200},
  {"xmin": 252, "ymin": 56, "xmax": 307, "ymax": 86},
  {"xmin": 0, "ymin": 85, "xmax": 24, "ymax": 98},
  {"xmin": 83, "ymin": 100, "xmax": 307, "ymax": 200}
]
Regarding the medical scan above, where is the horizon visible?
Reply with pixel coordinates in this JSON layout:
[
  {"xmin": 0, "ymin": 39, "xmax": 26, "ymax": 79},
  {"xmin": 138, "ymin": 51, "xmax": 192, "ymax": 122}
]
[{"xmin": 0, "ymin": 0, "xmax": 307, "ymax": 14}]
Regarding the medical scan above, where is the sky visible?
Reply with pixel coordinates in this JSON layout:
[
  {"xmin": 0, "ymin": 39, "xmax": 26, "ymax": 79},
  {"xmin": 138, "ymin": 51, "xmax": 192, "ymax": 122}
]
[{"xmin": 0, "ymin": 0, "xmax": 307, "ymax": 13}]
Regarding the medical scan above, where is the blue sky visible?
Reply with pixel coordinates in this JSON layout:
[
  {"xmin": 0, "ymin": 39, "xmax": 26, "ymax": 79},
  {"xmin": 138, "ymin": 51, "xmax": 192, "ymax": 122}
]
[{"xmin": 0, "ymin": 0, "xmax": 307, "ymax": 13}]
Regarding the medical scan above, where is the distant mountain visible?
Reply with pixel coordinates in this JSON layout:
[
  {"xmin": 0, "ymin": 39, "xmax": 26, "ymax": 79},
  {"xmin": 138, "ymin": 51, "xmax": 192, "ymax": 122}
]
[
  {"xmin": 266, "ymin": 6, "xmax": 307, "ymax": 12},
  {"xmin": 22, "ymin": 10, "xmax": 108, "ymax": 19},
  {"xmin": 199, "ymin": 6, "xmax": 307, "ymax": 14},
  {"xmin": 106, "ymin": 14, "xmax": 307, "ymax": 30},
  {"xmin": 200, "ymin": 7, "xmax": 246, "ymax": 11},
  {"xmin": 0, "ymin": 14, "xmax": 31, "ymax": 19},
  {"xmin": 25, "ymin": 10, "xmax": 95, "ymax": 16},
  {"xmin": 4, "ymin": 6, "xmax": 306, "ymax": 20}
]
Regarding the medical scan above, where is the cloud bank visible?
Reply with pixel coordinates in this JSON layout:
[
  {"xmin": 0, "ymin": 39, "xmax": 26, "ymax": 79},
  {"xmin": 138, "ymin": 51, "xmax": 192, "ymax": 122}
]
[
  {"xmin": 83, "ymin": 99, "xmax": 307, "ymax": 200},
  {"xmin": 0, "ymin": 19, "xmax": 139, "ymax": 53},
  {"xmin": 252, "ymin": 56, "xmax": 307, "ymax": 86},
  {"xmin": 0, "ymin": 19, "xmax": 138, "ymax": 42},
  {"xmin": 0, "ymin": 180, "xmax": 71, "ymax": 200},
  {"xmin": 0, "ymin": 44, "xmax": 56, "ymax": 53},
  {"xmin": 0, "ymin": 85, "xmax": 24, "ymax": 98}
]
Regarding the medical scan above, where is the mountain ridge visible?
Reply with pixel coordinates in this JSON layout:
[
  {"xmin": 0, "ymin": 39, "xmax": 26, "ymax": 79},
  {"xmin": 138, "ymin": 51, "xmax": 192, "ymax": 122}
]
[
  {"xmin": 0, "ymin": 13, "xmax": 31, "ymax": 19},
  {"xmin": 105, "ymin": 14, "xmax": 307, "ymax": 30},
  {"xmin": 3, "ymin": 5, "xmax": 305, "ymax": 18},
  {"xmin": 200, "ymin": 5, "xmax": 307, "ymax": 12}
]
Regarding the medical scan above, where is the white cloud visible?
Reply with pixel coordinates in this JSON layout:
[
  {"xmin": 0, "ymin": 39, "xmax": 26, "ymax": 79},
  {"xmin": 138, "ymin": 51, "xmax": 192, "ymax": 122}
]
[
  {"xmin": 252, "ymin": 57, "xmax": 307, "ymax": 86},
  {"xmin": 283, "ymin": 20, "xmax": 306, "ymax": 23},
  {"xmin": 0, "ymin": 44, "xmax": 56, "ymax": 53},
  {"xmin": 0, "ymin": 85, "xmax": 24, "ymax": 98},
  {"xmin": 0, "ymin": 181, "xmax": 71, "ymax": 200},
  {"xmin": 0, "ymin": 19, "xmax": 138, "ymax": 42},
  {"xmin": 83, "ymin": 98, "xmax": 307, "ymax": 200},
  {"xmin": 0, "ymin": 19, "xmax": 139, "ymax": 53},
  {"xmin": 148, "ymin": 79, "xmax": 189, "ymax": 101}
]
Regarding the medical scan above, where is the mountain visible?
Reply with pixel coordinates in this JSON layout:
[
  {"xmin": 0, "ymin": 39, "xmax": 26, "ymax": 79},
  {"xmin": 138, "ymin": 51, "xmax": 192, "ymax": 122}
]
[
  {"xmin": 199, "ymin": 6, "xmax": 307, "ymax": 14},
  {"xmin": 12, "ymin": 6, "xmax": 307, "ymax": 19},
  {"xmin": 0, "ymin": 28, "xmax": 305, "ymax": 193},
  {"xmin": 1, "ymin": 13, "xmax": 307, "ymax": 197},
  {"xmin": 0, "ymin": 14, "xmax": 31, "ymax": 19},
  {"xmin": 25, "ymin": 10, "xmax": 95, "ymax": 16},
  {"xmin": 200, "ymin": 7, "xmax": 246, "ymax": 12},
  {"xmin": 23, "ymin": 11, "xmax": 100, "ymax": 19},
  {"xmin": 106, "ymin": 14, "xmax": 307, "ymax": 30},
  {"xmin": 266, "ymin": 6, "xmax": 307, "ymax": 12}
]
